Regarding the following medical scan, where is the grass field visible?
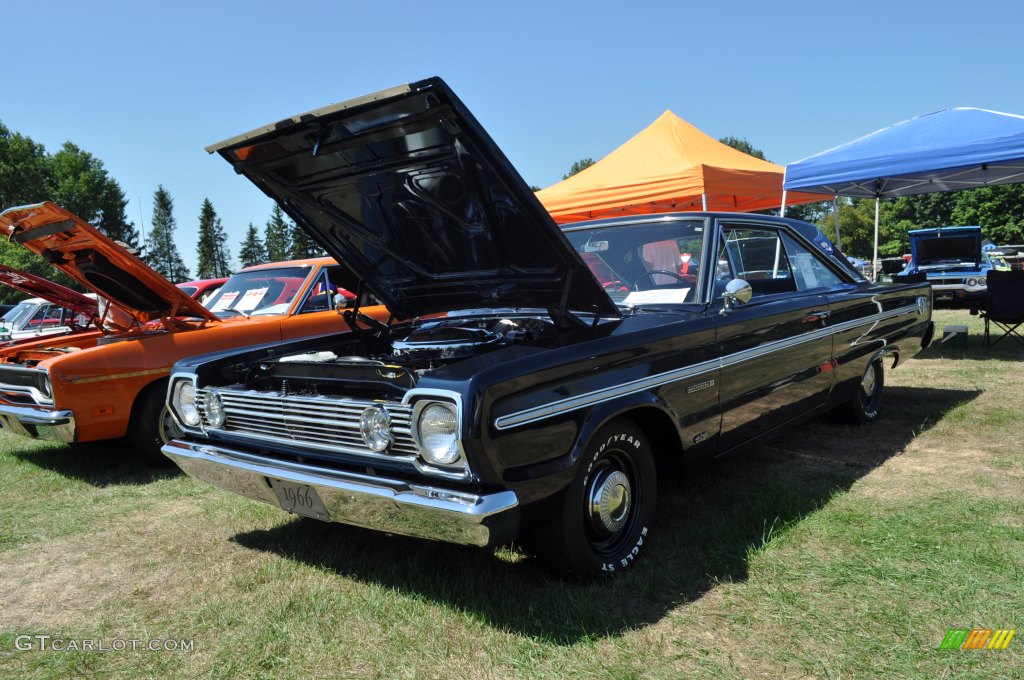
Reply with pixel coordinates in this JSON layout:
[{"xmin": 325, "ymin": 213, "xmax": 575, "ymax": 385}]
[{"xmin": 0, "ymin": 309, "xmax": 1021, "ymax": 678}]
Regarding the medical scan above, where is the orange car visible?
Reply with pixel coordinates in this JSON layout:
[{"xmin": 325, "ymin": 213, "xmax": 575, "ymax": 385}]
[{"xmin": 0, "ymin": 202, "xmax": 389, "ymax": 462}]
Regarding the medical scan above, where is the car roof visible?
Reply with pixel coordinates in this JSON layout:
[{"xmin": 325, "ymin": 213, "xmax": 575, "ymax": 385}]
[{"xmin": 238, "ymin": 257, "xmax": 336, "ymax": 272}]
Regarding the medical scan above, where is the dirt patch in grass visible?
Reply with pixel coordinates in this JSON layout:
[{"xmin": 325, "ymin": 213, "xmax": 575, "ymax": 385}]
[{"xmin": 0, "ymin": 499, "xmax": 272, "ymax": 631}]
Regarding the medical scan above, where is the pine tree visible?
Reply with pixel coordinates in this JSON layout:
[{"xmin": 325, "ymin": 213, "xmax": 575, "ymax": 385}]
[
  {"xmin": 212, "ymin": 215, "xmax": 232, "ymax": 277},
  {"xmin": 291, "ymin": 223, "xmax": 326, "ymax": 259},
  {"xmin": 238, "ymin": 223, "xmax": 266, "ymax": 267},
  {"xmin": 96, "ymin": 181, "xmax": 143, "ymax": 253},
  {"xmin": 145, "ymin": 185, "xmax": 190, "ymax": 282},
  {"xmin": 196, "ymin": 198, "xmax": 233, "ymax": 278},
  {"xmin": 264, "ymin": 204, "xmax": 292, "ymax": 262}
]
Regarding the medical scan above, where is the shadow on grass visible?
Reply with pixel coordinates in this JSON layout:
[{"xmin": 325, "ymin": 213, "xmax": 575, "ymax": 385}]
[
  {"xmin": 231, "ymin": 386, "xmax": 980, "ymax": 644},
  {"xmin": 5, "ymin": 437, "xmax": 179, "ymax": 487},
  {"xmin": 915, "ymin": 330, "xmax": 1024, "ymax": 361}
]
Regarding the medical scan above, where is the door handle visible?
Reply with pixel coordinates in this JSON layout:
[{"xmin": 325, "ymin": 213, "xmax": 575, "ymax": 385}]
[{"xmin": 804, "ymin": 310, "xmax": 831, "ymax": 323}]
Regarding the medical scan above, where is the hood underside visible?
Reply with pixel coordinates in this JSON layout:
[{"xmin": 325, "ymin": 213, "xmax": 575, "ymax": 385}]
[
  {"xmin": 206, "ymin": 77, "xmax": 619, "ymax": 321},
  {"xmin": 910, "ymin": 227, "xmax": 982, "ymax": 267},
  {"xmin": 0, "ymin": 203, "xmax": 217, "ymax": 324}
]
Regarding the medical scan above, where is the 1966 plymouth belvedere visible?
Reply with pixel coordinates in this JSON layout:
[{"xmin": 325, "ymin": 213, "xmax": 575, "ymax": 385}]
[
  {"xmin": 163, "ymin": 78, "xmax": 934, "ymax": 577},
  {"xmin": 0, "ymin": 202, "xmax": 388, "ymax": 463}
]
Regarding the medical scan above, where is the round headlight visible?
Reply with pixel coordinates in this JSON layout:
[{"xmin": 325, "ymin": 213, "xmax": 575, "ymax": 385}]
[
  {"xmin": 359, "ymin": 406, "xmax": 393, "ymax": 452},
  {"xmin": 176, "ymin": 382, "xmax": 201, "ymax": 427},
  {"xmin": 417, "ymin": 403, "xmax": 459, "ymax": 466},
  {"xmin": 204, "ymin": 390, "xmax": 225, "ymax": 428},
  {"xmin": 967, "ymin": 277, "xmax": 978, "ymax": 287}
]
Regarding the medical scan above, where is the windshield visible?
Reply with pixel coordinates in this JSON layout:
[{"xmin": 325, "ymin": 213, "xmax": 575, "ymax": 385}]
[
  {"xmin": 204, "ymin": 266, "xmax": 313, "ymax": 318},
  {"xmin": 564, "ymin": 219, "xmax": 707, "ymax": 306},
  {"xmin": 1, "ymin": 301, "xmax": 37, "ymax": 331}
]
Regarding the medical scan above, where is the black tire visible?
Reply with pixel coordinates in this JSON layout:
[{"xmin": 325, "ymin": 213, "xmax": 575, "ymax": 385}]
[
  {"xmin": 842, "ymin": 358, "xmax": 884, "ymax": 424},
  {"xmin": 528, "ymin": 418, "xmax": 657, "ymax": 579},
  {"xmin": 127, "ymin": 383, "xmax": 179, "ymax": 466}
]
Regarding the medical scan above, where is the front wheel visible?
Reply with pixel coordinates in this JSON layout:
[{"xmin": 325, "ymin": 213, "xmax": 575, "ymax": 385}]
[
  {"xmin": 528, "ymin": 419, "xmax": 657, "ymax": 579},
  {"xmin": 842, "ymin": 359, "xmax": 885, "ymax": 424},
  {"xmin": 127, "ymin": 385, "xmax": 178, "ymax": 466}
]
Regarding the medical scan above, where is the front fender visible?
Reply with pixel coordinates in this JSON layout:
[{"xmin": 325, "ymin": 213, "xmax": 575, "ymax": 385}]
[{"xmin": 496, "ymin": 391, "xmax": 683, "ymax": 507}]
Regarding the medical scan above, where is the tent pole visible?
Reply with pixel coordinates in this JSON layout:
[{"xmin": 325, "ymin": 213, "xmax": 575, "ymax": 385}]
[
  {"xmin": 701, "ymin": 193, "xmax": 707, "ymax": 211},
  {"xmin": 873, "ymin": 197, "xmax": 880, "ymax": 282},
  {"xmin": 780, "ymin": 190, "xmax": 787, "ymax": 217},
  {"xmin": 832, "ymin": 196, "xmax": 841, "ymax": 248}
]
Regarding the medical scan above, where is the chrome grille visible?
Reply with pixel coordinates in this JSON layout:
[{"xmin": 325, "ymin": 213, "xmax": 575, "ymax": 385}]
[{"xmin": 196, "ymin": 389, "xmax": 418, "ymax": 459}]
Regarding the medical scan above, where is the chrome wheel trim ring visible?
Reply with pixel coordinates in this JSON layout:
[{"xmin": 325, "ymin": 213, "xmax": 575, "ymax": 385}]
[{"xmin": 588, "ymin": 468, "xmax": 633, "ymax": 534}]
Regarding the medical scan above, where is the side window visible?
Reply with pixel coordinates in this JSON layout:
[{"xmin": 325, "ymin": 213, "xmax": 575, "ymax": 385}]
[
  {"xmin": 718, "ymin": 226, "xmax": 797, "ymax": 298},
  {"xmin": 299, "ymin": 271, "xmax": 331, "ymax": 314},
  {"xmin": 781, "ymin": 233, "xmax": 845, "ymax": 291},
  {"xmin": 299, "ymin": 267, "xmax": 356, "ymax": 314}
]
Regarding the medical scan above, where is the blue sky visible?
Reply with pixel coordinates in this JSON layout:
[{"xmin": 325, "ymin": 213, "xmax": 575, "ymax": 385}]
[{"xmin": 4, "ymin": 0, "xmax": 1021, "ymax": 273}]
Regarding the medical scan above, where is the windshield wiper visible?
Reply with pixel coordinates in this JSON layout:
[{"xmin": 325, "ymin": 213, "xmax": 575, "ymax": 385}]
[{"xmin": 216, "ymin": 308, "xmax": 250, "ymax": 319}]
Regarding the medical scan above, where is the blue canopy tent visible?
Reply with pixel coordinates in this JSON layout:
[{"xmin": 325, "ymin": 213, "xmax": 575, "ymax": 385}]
[{"xmin": 781, "ymin": 107, "xmax": 1024, "ymax": 279}]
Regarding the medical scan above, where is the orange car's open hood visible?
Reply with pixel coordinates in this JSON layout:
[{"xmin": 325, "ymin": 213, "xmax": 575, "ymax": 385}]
[{"xmin": 0, "ymin": 202, "xmax": 218, "ymax": 324}]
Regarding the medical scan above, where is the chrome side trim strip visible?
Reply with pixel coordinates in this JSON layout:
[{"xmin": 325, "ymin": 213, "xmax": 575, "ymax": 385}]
[
  {"xmin": 493, "ymin": 359, "xmax": 719, "ymax": 430},
  {"xmin": 494, "ymin": 304, "xmax": 921, "ymax": 430}
]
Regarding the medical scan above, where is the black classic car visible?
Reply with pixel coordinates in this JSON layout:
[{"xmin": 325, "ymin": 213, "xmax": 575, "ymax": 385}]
[{"xmin": 162, "ymin": 78, "xmax": 934, "ymax": 578}]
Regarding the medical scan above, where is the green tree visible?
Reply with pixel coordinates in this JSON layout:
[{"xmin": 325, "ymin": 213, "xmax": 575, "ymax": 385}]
[
  {"xmin": 264, "ymin": 204, "xmax": 292, "ymax": 262},
  {"xmin": 0, "ymin": 121, "xmax": 51, "ymax": 208},
  {"xmin": 718, "ymin": 136, "xmax": 767, "ymax": 160},
  {"xmin": 563, "ymin": 158, "xmax": 595, "ymax": 179},
  {"xmin": 0, "ymin": 125, "xmax": 78, "ymax": 301},
  {"xmin": 195, "ymin": 198, "xmax": 232, "ymax": 278},
  {"xmin": 238, "ymin": 223, "xmax": 266, "ymax": 268},
  {"xmin": 291, "ymin": 224, "xmax": 325, "ymax": 260},
  {"xmin": 96, "ymin": 181, "xmax": 142, "ymax": 251},
  {"xmin": 0, "ymin": 123, "xmax": 143, "ymax": 301},
  {"xmin": 49, "ymin": 142, "xmax": 143, "ymax": 251},
  {"xmin": 952, "ymin": 184, "xmax": 1024, "ymax": 244},
  {"xmin": 145, "ymin": 186, "xmax": 190, "ymax": 282}
]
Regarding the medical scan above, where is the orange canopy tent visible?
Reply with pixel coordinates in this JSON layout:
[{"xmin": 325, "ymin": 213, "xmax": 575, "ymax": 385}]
[{"xmin": 536, "ymin": 111, "xmax": 829, "ymax": 224}]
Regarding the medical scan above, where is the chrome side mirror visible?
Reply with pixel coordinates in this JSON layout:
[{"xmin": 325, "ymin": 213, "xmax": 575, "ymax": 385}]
[{"xmin": 721, "ymin": 279, "xmax": 752, "ymax": 314}]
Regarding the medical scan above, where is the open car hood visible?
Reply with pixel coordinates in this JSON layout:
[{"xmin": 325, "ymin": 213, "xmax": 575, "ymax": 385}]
[
  {"xmin": 0, "ymin": 203, "xmax": 218, "ymax": 323},
  {"xmin": 0, "ymin": 264, "xmax": 99, "ymax": 321},
  {"xmin": 910, "ymin": 227, "xmax": 982, "ymax": 268},
  {"xmin": 206, "ymin": 77, "xmax": 619, "ymax": 321}
]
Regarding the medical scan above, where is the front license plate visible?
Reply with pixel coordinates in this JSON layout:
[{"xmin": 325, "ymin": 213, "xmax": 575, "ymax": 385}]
[{"xmin": 268, "ymin": 478, "xmax": 331, "ymax": 521}]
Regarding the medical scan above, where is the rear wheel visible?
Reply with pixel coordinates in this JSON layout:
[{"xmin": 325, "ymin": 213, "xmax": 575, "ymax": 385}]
[
  {"xmin": 842, "ymin": 359, "xmax": 884, "ymax": 424},
  {"xmin": 127, "ymin": 384, "xmax": 178, "ymax": 466},
  {"xmin": 528, "ymin": 419, "xmax": 657, "ymax": 579}
]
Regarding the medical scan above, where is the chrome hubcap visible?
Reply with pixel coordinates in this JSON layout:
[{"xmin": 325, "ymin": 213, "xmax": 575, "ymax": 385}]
[
  {"xmin": 588, "ymin": 469, "xmax": 632, "ymax": 533},
  {"xmin": 158, "ymin": 406, "xmax": 182, "ymax": 444},
  {"xmin": 861, "ymin": 364, "xmax": 876, "ymax": 396}
]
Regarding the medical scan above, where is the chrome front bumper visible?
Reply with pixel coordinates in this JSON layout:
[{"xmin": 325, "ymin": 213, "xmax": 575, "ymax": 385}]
[
  {"xmin": 0, "ymin": 404, "xmax": 75, "ymax": 443},
  {"xmin": 161, "ymin": 438, "xmax": 519, "ymax": 547}
]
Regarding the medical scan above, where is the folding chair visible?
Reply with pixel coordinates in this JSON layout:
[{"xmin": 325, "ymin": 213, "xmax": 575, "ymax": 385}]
[{"xmin": 980, "ymin": 270, "xmax": 1024, "ymax": 347}]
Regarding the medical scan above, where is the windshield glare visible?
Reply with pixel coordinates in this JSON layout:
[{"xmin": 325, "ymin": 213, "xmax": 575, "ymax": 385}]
[
  {"xmin": 2, "ymin": 301, "xmax": 37, "ymax": 330},
  {"xmin": 565, "ymin": 220, "xmax": 707, "ymax": 306},
  {"xmin": 205, "ymin": 267, "xmax": 312, "ymax": 318}
]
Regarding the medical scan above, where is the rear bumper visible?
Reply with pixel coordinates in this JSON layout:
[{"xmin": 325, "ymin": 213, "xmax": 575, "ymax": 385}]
[
  {"xmin": 0, "ymin": 404, "xmax": 75, "ymax": 443},
  {"xmin": 931, "ymin": 285, "xmax": 986, "ymax": 303},
  {"xmin": 162, "ymin": 438, "xmax": 519, "ymax": 547}
]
